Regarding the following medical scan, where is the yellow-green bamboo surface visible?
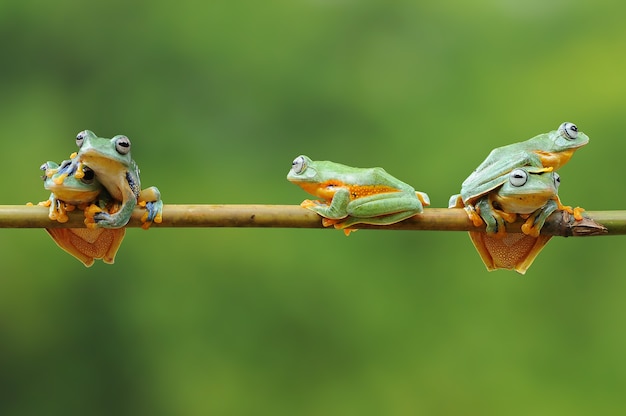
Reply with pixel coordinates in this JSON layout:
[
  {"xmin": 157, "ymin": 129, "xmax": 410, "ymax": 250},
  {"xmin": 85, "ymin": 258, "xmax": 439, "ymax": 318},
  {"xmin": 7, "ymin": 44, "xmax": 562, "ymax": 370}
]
[{"xmin": 2, "ymin": 205, "xmax": 621, "ymax": 236}]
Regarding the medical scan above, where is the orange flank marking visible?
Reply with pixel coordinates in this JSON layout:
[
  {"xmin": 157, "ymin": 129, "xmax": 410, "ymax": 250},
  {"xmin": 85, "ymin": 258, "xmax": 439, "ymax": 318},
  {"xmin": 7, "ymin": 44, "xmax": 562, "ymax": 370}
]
[
  {"xmin": 534, "ymin": 148, "xmax": 575, "ymax": 170},
  {"xmin": 294, "ymin": 180, "xmax": 399, "ymax": 201},
  {"xmin": 347, "ymin": 184, "xmax": 399, "ymax": 199}
]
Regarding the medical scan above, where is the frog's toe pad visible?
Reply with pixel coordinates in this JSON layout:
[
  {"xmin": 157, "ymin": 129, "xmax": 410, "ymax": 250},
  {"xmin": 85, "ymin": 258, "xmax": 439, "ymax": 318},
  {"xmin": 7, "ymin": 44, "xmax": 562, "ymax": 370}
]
[{"xmin": 573, "ymin": 207, "xmax": 585, "ymax": 221}]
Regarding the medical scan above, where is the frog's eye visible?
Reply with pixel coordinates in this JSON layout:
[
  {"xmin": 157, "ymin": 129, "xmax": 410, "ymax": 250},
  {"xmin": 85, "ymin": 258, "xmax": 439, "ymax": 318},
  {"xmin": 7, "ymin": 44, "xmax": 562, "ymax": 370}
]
[
  {"xmin": 81, "ymin": 166, "xmax": 95, "ymax": 184},
  {"xmin": 509, "ymin": 169, "xmax": 528, "ymax": 187},
  {"xmin": 76, "ymin": 130, "xmax": 88, "ymax": 148},
  {"xmin": 291, "ymin": 155, "xmax": 307, "ymax": 174},
  {"xmin": 553, "ymin": 172, "xmax": 561, "ymax": 189},
  {"xmin": 559, "ymin": 122, "xmax": 578, "ymax": 140},
  {"xmin": 114, "ymin": 135, "xmax": 131, "ymax": 155}
]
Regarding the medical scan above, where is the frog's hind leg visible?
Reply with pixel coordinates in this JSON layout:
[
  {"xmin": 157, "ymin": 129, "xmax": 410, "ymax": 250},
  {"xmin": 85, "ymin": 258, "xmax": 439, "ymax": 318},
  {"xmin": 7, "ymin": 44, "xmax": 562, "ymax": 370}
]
[{"xmin": 333, "ymin": 210, "xmax": 419, "ymax": 231}]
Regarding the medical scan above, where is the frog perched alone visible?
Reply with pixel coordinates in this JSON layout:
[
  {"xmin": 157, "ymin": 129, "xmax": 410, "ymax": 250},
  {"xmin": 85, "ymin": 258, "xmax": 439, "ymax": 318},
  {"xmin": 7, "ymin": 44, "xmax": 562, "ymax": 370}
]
[
  {"xmin": 39, "ymin": 160, "xmax": 126, "ymax": 266},
  {"xmin": 287, "ymin": 155, "xmax": 430, "ymax": 235},
  {"xmin": 59, "ymin": 130, "xmax": 163, "ymax": 229}
]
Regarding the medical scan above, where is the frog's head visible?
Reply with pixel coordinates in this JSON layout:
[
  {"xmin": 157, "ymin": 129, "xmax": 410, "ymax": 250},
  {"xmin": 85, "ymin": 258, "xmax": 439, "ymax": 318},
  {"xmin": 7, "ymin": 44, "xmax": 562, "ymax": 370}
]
[
  {"xmin": 41, "ymin": 160, "xmax": 102, "ymax": 202},
  {"xmin": 494, "ymin": 168, "xmax": 560, "ymax": 215},
  {"xmin": 287, "ymin": 155, "xmax": 319, "ymax": 183},
  {"xmin": 550, "ymin": 122, "xmax": 589, "ymax": 151},
  {"xmin": 500, "ymin": 168, "xmax": 560, "ymax": 197},
  {"xmin": 75, "ymin": 130, "xmax": 133, "ymax": 167}
]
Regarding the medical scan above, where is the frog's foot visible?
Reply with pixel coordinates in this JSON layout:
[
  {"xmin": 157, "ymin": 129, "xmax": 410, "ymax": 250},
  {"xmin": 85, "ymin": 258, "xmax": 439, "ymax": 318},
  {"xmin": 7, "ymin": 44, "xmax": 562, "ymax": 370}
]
[
  {"xmin": 572, "ymin": 207, "xmax": 585, "ymax": 221},
  {"xmin": 556, "ymin": 198, "xmax": 585, "ymax": 221},
  {"xmin": 464, "ymin": 205, "xmax": 484, "ymax": 227},
  {"xmin": 300, "ymin": 199, "xmax": 325, "ymax": 209},
  {"xmin": 521, "ymin": 217, "xmax": 542, "ymax": 238},
  {"xmin": 85, "ymin": 203, "xmax": 129, "ymax": 229},
  {"xmin": 84, "ymin": 204, "xmax": 104, "ymax": 228},
  {"xmin": 475, "ymin": 202, "xmax": 507, "ymax": 238},
  {"xmin": 73, "ymin": 162, "xmax": 86, "ymax": 179},
  {"xmin": 52, "ymin": 172, "xmax": 69, "ymax": 185},
  {"xmin": 43, "ymin": 198, "xmax": 72, "ymax": 223},
  {"xmin": 138, "ymin": 186, "xmax": 163, "ymax": 230},
  {"xmin": 321, "ymin": 217, "xmax": 342, "ymax": 227},
  {"xmin": 139, "ymin": 200, "xmax": 164, "ymax": 230},
  {"xmin": 496, "ymin": 210, "xmax": 518, "ymax": 224},
  {"xmin": 91, "ymin": 211, "xmax": 131, "ymax": 229}
]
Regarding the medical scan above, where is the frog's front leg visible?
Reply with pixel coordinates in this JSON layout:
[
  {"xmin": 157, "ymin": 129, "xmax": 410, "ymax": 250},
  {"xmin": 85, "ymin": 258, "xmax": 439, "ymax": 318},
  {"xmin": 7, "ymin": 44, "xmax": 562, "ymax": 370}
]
[
  {"xmin": 552, "ymin": 195, "xmax": 585, "ymax": 221},
  {"xmin": 521, "ymin": 199, "xmax": 558, "ymax": 237},
  {"xmin": 475, "ymin": 196, "xmax": 509, "ymax": 237},
  {"xmin": 138, "ymin": 186, "xmax": 163, "ymax": 229},
  {"xmin": 301, "ymin": 188, "xmax": 351, "ymax": 220},
  {"xmin": 39, "ymin": 193, "xmax": 72, "ymax": 223},
  {"xmin": 90, "ymin": 189, "xmax": 137, "ymax": 229}
]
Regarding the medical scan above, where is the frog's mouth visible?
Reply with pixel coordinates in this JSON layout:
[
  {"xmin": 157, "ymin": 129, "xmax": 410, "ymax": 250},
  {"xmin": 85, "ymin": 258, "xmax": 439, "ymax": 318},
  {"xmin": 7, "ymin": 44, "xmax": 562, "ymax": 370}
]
[{"xmin": 492, "ymin": 192, "xmax": 555, "ymax": 215}]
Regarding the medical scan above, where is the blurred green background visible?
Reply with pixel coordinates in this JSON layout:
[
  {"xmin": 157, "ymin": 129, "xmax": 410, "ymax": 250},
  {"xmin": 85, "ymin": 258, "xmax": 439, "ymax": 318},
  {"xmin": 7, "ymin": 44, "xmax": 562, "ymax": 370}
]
[{"xmin": 1, "ymin": 0, "xmax": 625, "ymax": 414}]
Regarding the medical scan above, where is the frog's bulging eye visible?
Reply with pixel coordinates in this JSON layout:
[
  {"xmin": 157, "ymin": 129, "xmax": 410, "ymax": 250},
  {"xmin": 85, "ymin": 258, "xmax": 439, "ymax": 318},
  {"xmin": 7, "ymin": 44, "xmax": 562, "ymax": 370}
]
[
  {"xmin": 509, "ymin": 169, "xmax": 528, "ymax": 187},
  {"xmin": 114, "ymin": 135, "xmax": 131, "ymax": 155},
  {"xmin": 76, "ymin": 130, "xmax": 88, "ymax": 148},
  {"xmin": 559, "ymin": 122, "xmax": 578, "ymax": 140},
  {"xmin": 553, "ymin": 172, "xmax": 561, "ymax": 189},
  {"xmin": 292, "ymin": 155, "xmax": 307, "ymax": 175},
  {"xmin": 81, "ymin": 166, "xmax": 95, "ymax": 183}
]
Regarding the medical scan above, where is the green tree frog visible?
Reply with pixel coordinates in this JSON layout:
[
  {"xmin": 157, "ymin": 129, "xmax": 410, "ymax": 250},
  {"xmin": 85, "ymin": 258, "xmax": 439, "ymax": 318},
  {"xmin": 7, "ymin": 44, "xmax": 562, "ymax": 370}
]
[
  {"xmin": 452, "ymin": 168, "xmax": 562, "ymax": 274},
  {"xmin": 449, "ymin": 122, "xmax": 588, "ymax": 226},
  {"xmin": 287, "ymin": 155, "xmax": 430, "ymax": 235},
  {"xmin": 39, "ymin": 160, "xmax": 126, "ymax": 267},
  {"xmin": 61, "ymin": 130, "xmax": 163, "ymax": 229}
]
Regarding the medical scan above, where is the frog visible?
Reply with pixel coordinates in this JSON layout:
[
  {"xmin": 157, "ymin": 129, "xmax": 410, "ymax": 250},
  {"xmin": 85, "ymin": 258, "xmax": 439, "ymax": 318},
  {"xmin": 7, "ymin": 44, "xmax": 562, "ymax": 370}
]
[
  {"xmin": 39, "ymin": 160, "xmax": 126, "ymax": 267},
  {"xmin": 454, "ymin": 168, "xmax": 562, "ymax": 274},
  {"xmin": 287, "ymin": 155, "xmax": 430, "ymax": 235},
  {"xmin": 60, "ymin": 130, "xmax": 163, "ymax": 230},
  {"xmin": 449, "ymin": 122, "xmax": 588, "ymax": 227}
]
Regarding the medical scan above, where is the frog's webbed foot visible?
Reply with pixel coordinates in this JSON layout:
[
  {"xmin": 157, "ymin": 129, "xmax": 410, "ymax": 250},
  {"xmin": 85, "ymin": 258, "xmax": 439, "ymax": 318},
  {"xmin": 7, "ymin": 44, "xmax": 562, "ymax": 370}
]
[
  {"xmin": 463, "ymin": 204, "xmax": 485, "ymax": 227},
  {"xmin": 300, "ymin": 199, "xmax": 324, "ymax": 209},
  {"xmin": 138, "ymin": 186, "xmax": 163, "ymax": 229},
  {"xmin": 475, "ymin": 198, "xmax": 508, "ymax": 238},
  {"xmin": 520, "ymin": 200, "xmax": 559, "ymax": 237},
  {"xmin": 86, "ymin": 203, "xmax": 132, "ymax": 229},
  {"xmin": 42, "ymin": 194, "xmax": 73, "ymax": 223},
  {"xmin": 554, "ymin": 196, "xmax": 585, "ymax": 221}
]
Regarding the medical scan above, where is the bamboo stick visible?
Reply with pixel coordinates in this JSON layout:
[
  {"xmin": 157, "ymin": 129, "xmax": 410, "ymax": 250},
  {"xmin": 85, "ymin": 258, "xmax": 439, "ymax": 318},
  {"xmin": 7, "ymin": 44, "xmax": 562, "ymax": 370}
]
[{"xmin": 0, "ymin": 204, "xmax": 615, "ymax": 236}]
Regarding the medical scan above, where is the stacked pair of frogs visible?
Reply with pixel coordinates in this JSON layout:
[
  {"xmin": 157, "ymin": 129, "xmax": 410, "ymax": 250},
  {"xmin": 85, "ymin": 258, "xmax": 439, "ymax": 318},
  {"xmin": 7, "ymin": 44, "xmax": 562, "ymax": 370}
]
[
  {"xmin": 40, "ymin": 130, "xmax": 163, "ymax": 266},
  {"xmin": 288, "ymin": 122, "xmax": 588, "ymax": 274}
]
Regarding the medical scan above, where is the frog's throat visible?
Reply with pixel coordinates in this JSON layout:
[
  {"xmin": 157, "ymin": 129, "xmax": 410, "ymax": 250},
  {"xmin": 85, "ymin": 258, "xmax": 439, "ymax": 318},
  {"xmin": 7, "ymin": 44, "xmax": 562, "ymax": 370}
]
[
  {"xmin": 78, "ymin": 154, "xmax": 132, "ymax": 201},
  {"xmin": 533, "ymin": 148, "xmax": 576, "ymax": 170}
]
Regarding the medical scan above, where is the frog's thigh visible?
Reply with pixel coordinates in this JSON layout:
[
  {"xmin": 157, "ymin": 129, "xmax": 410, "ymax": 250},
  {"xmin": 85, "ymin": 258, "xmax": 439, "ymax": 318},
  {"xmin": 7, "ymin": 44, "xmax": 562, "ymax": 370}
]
[
  {"xmin": 347, "ymin": 192, "xmax": 422, "ymax": 218},
  {"xmin": 462, "ymin": 151, "xmax": 543, "ymax": 189},
  {"xmin": 309, "ymin": 188, "xmax": 351, "ymax": 219},
  {"xmin": 340, "ymin": 210, "xmax": 419, "ymax": 228}
]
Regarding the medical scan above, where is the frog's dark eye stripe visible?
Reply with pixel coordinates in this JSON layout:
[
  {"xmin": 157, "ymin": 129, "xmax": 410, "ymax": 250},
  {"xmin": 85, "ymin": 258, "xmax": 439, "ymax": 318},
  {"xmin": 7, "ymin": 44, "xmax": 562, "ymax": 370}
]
[
  {"xmin": 559, "ymin": 122, "xmax": 578, "ymax": 140},
  {"xmin": 509, "ymin": 168, "xmax": 528, "ymax": 187},
  {"xmin": 553, "ymin": 172, "xmax": 561, "ymax": 189},
  {"xmin": 76, "ymin": 130, "xmax": 88, "ymax": 147},
  {"xmin": 291, "ymin": 155, "xmax": 307, "ymax": 175},
  {"xmin": 114, "ymin": 135, "xmax": 131, "ymax": 155}
]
